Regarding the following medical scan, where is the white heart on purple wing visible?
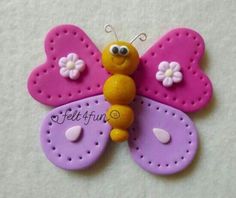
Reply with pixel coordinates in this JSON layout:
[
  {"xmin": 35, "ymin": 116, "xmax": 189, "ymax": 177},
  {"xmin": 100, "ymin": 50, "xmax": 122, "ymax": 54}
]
[
  {"xmin": 152, "ymin": 128, "xmax": 171, "ymax": 144},
  {"xmin": 65, "ymin": 125, "xmax": 82, "ymax": 142}
]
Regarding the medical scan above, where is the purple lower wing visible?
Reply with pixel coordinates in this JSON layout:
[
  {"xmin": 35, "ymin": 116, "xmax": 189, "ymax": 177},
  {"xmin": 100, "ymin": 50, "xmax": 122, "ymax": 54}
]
[
  {"xmin": 40, "ymin": 95, "xmax": 111, "ymax": 170},
  {"xmin": 129, "ymin": 96, "xmax": 198, "ymax": 175}
]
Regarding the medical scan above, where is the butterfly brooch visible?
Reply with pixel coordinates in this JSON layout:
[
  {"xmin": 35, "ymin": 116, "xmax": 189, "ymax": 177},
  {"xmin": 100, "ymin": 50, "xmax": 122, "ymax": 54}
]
[{"xmin": 27, "ymin": 24, "xmax": 213, "ymax": 175}]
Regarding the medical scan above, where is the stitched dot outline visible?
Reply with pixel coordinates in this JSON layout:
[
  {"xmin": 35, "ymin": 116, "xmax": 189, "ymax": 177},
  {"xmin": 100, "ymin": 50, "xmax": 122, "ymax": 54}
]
[
  {"xmin": 31, "ymin": 26, "xmax": 106, "ymax": 101},
  {"xmin": 130, "ymin": 97, "xmax": 196, "ymax": 170},
  {"xmin": 44, "ymin": 98, "xmax": 109, "ymax": 165},
  {"xmin": 140, "ymin": 30, "xmax": 210, "ymax": 108}
]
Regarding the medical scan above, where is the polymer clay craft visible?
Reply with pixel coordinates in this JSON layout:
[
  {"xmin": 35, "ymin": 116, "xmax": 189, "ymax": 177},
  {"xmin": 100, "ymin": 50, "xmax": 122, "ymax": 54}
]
[{"xmin": 27, "ymin": 24, "xmax": 213, "ymax": 175}]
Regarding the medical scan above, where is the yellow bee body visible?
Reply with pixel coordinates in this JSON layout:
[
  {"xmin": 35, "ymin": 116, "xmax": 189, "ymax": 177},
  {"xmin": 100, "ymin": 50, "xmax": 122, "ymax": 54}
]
[
  {"xmin": 102, "ymin": 41, "xmax": 139, "ymax": 142},
  {"xmin": 103, "ymin": 74, "xmax": 136, "ymax": 105}
]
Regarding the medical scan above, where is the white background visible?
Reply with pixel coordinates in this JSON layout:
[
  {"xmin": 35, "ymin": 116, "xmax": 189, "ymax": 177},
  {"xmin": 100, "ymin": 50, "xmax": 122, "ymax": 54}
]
[{"xmin": 0, "ymin": 0, "xmax": 235, "ymax": 197}]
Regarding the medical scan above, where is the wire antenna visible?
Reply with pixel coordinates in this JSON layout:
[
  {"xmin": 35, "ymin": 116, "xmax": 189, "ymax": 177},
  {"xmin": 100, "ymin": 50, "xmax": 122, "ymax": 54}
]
[
  {"xmin": 104, "ymin": 24, "xmax": 119, "ymax": 41},
  {"xmin": 130, "ymin": 33, "xmax": 147, "ymax": 44}
]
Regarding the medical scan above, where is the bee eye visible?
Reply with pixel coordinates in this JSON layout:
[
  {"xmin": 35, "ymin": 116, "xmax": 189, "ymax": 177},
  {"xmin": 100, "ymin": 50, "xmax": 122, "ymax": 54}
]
[
  {"xmin": 119, "ymin": 46, "xmax": 129, "ymax": 56},
  {"xmin": 109, "ymin": 45, "xmax": 119, "ymax": 55}
]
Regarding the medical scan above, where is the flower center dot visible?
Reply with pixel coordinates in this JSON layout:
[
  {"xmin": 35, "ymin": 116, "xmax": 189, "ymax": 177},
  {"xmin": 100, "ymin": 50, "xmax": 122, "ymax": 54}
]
[
  {"xmin": 66, "ymin": 61, "xmax": 75, "ymax": 69},
  {"xmin": 165, "ymin": 69, "xmax": 173, "ymax": 77}
]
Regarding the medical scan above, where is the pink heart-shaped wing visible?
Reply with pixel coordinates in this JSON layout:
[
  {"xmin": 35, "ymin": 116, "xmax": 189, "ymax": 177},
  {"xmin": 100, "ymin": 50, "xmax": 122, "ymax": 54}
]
[
  {"xmin": 133, "ymin": 28, "xmax": 213, "ymax": 112},
  {"xmin": 27, "ymin": 25, "xmax": 109, "ymax": 107}
]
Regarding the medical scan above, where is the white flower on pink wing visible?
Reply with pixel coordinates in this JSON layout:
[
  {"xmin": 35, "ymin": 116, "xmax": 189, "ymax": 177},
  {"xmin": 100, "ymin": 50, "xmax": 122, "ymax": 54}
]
[
  {"xmin": 58, "ymin": 53, "xmax": 85, "ymax": 80},
  {"xmin": 156, "ymin": 61, "xmax": 183, "ymax": 87}
]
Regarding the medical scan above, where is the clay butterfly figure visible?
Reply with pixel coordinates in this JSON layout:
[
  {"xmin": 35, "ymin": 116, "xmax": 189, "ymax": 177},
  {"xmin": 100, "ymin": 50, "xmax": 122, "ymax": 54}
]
[{"xmin": 27, "ymin": 24, "xmax": 213, "ymax": 175}]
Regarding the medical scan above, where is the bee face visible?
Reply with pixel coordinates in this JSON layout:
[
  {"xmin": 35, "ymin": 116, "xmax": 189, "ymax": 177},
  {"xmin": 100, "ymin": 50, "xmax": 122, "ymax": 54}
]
[{"xmin": 102, "ymin": 41, "xmax": 139, "ymax": 75}]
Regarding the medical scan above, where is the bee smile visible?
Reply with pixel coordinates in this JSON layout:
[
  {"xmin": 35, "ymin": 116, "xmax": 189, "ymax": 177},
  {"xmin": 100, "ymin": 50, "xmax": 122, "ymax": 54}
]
[{"xmin": 112, "ymin": 57, "xmax": 126, "ymax": 65}]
